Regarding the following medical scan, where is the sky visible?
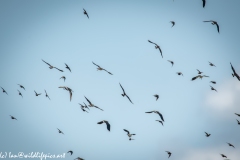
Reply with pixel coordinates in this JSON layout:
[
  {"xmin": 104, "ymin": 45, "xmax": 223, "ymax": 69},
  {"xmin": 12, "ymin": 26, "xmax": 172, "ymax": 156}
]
[{"xmin": 0, "ymin": 0, "xmax": 240, "ymax": 160}]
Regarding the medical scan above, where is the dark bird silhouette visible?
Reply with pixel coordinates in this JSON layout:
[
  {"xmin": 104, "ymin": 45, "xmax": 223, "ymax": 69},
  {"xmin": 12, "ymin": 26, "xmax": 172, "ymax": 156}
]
[
  {"xmin": 79, "ymin": 103, "xmax": 89, "ymax": 113},
  {"xmin": 210, "ymin": 81, "xmax": 216, "ymax": 84},
  {"xmin": 65, "ymin": 63, "xmax": 71, "ymax": 72},
  {"xmin": 148, "ymin": 40, "xmax": 163, "ymax": 58},
  {"xmin": 203, "ymin": 21, "xmax": 220, "ymax": 33},
  {"xmin": 230, "ymin": 62, "xmax": 240, "ymax": 81},
  {"xmin": 145, "ymin": 111, "xmax": 164, "ymax": 122},
  {"xmin": 197, "ymin": 69, "xmax": 203, "ymax": 74},
  {"xmin": 129, "ymin": 138, "xmax": 135, "ymax": 141},
  {"xmin": 202, "ymin": 0, "xmax": 206, "ymax": 8},
  {"xmin": 59, "ymin": 86, "xmax": 73, "ymax": 101},
  {"xmin": 17, "ymin": 90, "xmax": 23, "ymax": 98},
  {"xmin": 83, "ymin": 8, "xmax": 89, "ymax": 19},
  {"xmin": 60, "ymin": 76, "xmax": 66, "ymax": 82},
  {"xmin": 34, "ymin": 90, "xmax": 41, "ymax": 96},
  {"xmin": 208, "ymin": 61, "xmax": 216, "ymax": 67},
  {"xmin": 18, "ymin": 84, "xmax": 25, "ymax": 90},
  {"xmin": 191, "ymin": 75, "xmax": 209, "ymax": 81},
  {"xmin": 153, "ymin": 94, "xmax": 159, "ymax": 101},
  {"xmin": 67, "ymin": 150, "xmax": 73, "ymax": 155},
  {"xmin": 220, "ymin": 154, "xmax": 227, "ymax": 158},
  {"xmin": 119, "ymin": 83, "xmax": 133, "ymax": 104},
  {"xmin": 42, "ymin": 59, "xmax": 64, "ymax": 72},
  {"xmin": 1, "ymin": 87, "xmax": 8, "ymax": 95},
  {"xmin": 97, "ymin": 120, "xmax": 110, "ymax": 131},
  {"xmin": 166, "ymin": 151, "xmax": 172, "ymax": 158},
  {"xmin": 57, "ymin": 128, "xmax": 64, "ymax": 134},
  {"xmin": 92, "ymin": 62, "xmax": 113, "ymax": 75},
  {"xmin": 123, "ymin": 129, "xmax": 136, "ymax": 139},
  {"xmin": 205, "ymin": 132, "xmax": 211, "ymax": 137},
  {"xmin": 235, "ymin": 113, "xmax": 240, "ymax": 117},
  {"xmin": 237, "ymin": 119, "xmax": 240, "ymax": 125},
  {"xmin": 75, "ymin": 157, "xmax": 84, "ymax": 160},
  {"xmin": 84, "ymin": 96, "xmax": 103, "ymax": 111},
  {"xmin": 176, "ymin": 72, "xmax": 183, "ymax": 76},
  {"xmin": 226, "ymin": 143, "xmax": 235, "ymax": 148},
  {"xmin": 210, "ymin": 85, "xmax": 217, "ymax": 92},
  {"xmin": 168, "ymin": 60, "xmax": 174, "ymax": 67},
  {"xmin": 44, "ymin": 90, "xmax": 50, "ymax": 100},
  {"xmin": 156, "ymin": 120, "xmax": 163, "ymax": 126},
  {"xmin": 170, "ymin": 21, "xmax": 175, "ymax": 27},
  {"xmin": 10, "ymin": 115, "xmax": 17, "ymax": 120}
]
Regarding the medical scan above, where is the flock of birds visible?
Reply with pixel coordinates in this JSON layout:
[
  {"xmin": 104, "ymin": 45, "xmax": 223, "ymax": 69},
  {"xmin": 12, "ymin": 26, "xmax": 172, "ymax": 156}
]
[{"xmin": 1, "ymin": 1, "xmax": 240, "ymax": 160}]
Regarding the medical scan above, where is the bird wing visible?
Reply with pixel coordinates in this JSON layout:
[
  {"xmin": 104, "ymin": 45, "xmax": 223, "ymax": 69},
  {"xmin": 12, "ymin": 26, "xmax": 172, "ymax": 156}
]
[
  {"xmin": 145, "ymin": 111, "xmax": 154, "ymax": 113},
  {"xmin": 92, "ymin": 61, "xmax": 101, "ymax": 68},
  {"xmin": 123, "ymin": 129, "xmax": 130, "ymax": 134},
  {"xmin": 97, "ymin": 121, "xmax": 103, "ymax": 124},
  {"xmin": 158, "ymin": 47, "xmax": 163, "ymax": 58},
  {"xmin": 94, "ymin": 106, "xmax": 104, "ymax": 111},
  {"xmin": 157, "ymin": 112, "xmax": 164, "ymax": 121},
  {"xmin": 84, "ymin": 96, "xmax": 92, "ymax": 105},
  {"xmin": 202, "ymin": 0, "xmax": 206, "ymax": 8},
  {"xmin": 42, "ymin": 59, "xmax": 51, "ymax": 66},
  {"xmin": 54, "ymin": 67, "xmax": 64, "ymax": 72},
  {"xmin": 83, "ymin": 102, "xmax": 90, "ymax": 110},
  {"xmin": 126, "ymin": 94, "xmax": 133, "ymax": 104},
  {"xmin": 105, "ymin": 121, "xmax": 110, "ymax": 131},
  {"xmin": 119, "ymin": 83, "xmax": 125, "ymax": 94},
  {"xmin": 215, "ymin": 23, "xmax": 220, "ymax": 33},
  {"xmin": 148, "ymin": 40, "xmax": 157, "ymax": 46},
  {"xmin": 203, "ymin": 20, "xmax": 213, "ymax": 22},
  {"xmin": 192, "ymin": 76, "xmax": 199, "ymax": 81},
  {"xmin": 230, "ymin": 63, "xmax": 240, "ymax": 81},
  {"xmin": 69, "ymin": 90, "xmax": 72, "ymax": 101},
  {"xmin": 103, "ymin": 69, "xmax": 113, "ymax": 75}
]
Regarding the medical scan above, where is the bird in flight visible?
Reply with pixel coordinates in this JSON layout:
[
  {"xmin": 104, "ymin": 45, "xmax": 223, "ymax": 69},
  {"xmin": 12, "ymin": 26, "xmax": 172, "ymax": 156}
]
[
  {"xmin": 230, "ymin": 62, "xmax": 240, "ymax": 81},
  {"xmin": 145, "ymin": 111, "xmax": 164, "ymax": 122},
  {"xmin": 119, "ymin": 83, "xmax": 133, "ymax": 104},
  {"xmin": 170, "ymin": 21, "xmax": 175, "ymax": 27},
  {"xmin": 97, "ymin": 120, "xmax": 110, "ymax": 131},
  {"xmin": 191, "ymin": 75, "xmax": 209, "ymax": 81},
  {"xmin": 42, "ymin": 59, "xmax": 64, "ymax": 72},
  {"xmin": 75, "ymin": 157, "xmax": 84, "ymax": 160},
  {"xmin": 226, "ymin": 143, "xmax": 235, "ymax": 148},
  {"xmin": 235, "ymin": 113, "xmax": 240, "ymax": 117},
  {"xmin": 83, "ymin": 8, "xmax": 89, "ymax": 19},
  {"xmin": 34, "ymin": 90, "xmax": 41, "ymax": 96},
  {"xmin": 220, "ymin": 154, "xmax": 227, "ymax": 158},
  {"xmin": 153, "ymin": 94, "xmax": 159, "ymax": 101},
  {"xmin": 176, "ymin": 72, "xmax": 183, "ymax": 76},
  {"xmin": 59, "ymin": 86, "xmax": 73, "ymax": 101},
  {"xmin": 210, "ymin": 85, "xmax": 217, "ymax": 92},
  {"xmin": 210, "ymin": 81, "xmax": 216, "ymax": 84},
  {"xmin": 148, "ymin": 40, "xmax": 163, "ymax": 58},
  {"xmin": 65, "ymin": 63, "xmax": 71, "ymax": 72},
  {"xmin": 18, "ymin": 84, "xmax": 25, "ymax": 90},
  {"xmin": 197, "ymin": 69, "xmax": 203, "ymax": 74},
  {"xmin": 205, "ymin": 132, "xmax": 211, "ymax": 137},
  {"xmin": 237, "ymin": 119, "xmax": 240, "ymax": 125},
  {"xmin": 208, "ymin": 61, "xmax": 216, "ymax": 67},
  {"xmin": 1, "ymin": 87, "xmax": 8, "ymax": 95},
  {"xmin": 60, "ymin": 76, "xmax": 66, "ymax": 82},
  {"xmin": 92, "ymin": 62, "xmax": 113, "ymax": 75},
  {"xmin": 156, "ymin": 120, "xmax": 163, "ymax": 126},
  {"xmin": 79, "ymin": 103, "xmax": 89, "ymax": 113},
  {"xmin": 168, "ymin": 60, "xmax": 174, "ymax": 67},
  {"xmin": 203, "ymin": 20, "xmax": 220, "ymax": 33},
  {"xmin": 166, "ymin": 151, "xmax": 172, "ymax": 158},
  {"xmin": 10, "ymin": 115, "xmax": 17, "ymax": 120},
  {"xmin": 17, "ymin": 90, "xmax": 23, "ymax": 98},
  {"xmin": 57, "ymin": 128, "xmax": 64, "ymax": 134},
  {"xmin": 123, "ymin": 129, "xmax": 136, "ymax": 139},
  {"xmin": 67, "ymin": 150, "xmax": 73, "ymax": 155},
  {"xmin": 84, "ymin": 96, "xmax": 103, "ymax": 111},
  {"xmin": 44, "ymin": 90, "xmax": 50, "ymax": 100},
  {"xmin": 202, "ymin": 0, "xmax": 206, "ymax": 8}
]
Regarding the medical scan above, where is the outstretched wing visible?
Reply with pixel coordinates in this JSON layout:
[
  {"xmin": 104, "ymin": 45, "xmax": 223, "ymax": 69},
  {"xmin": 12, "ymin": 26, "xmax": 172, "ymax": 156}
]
[
  {"xmin": 203, "ymin": 20, "xmax": 213, "ymax": 22},
  {"xmin": 145, "ymin": 111, "xmax": 154, "ymax": 113},
  {"xmin": 92, "ymin": 61, "xmax": 101, "ymax": 68},
  {"xmin": 192, "ymin": 76, "xmax": 199, "ymax": 81},
  {"xmin": 215, "ymin": 23, "xmax": 220, "ymax": 33},
  {"xmin": 94, "ymin": 106, "xmax": 104, "ymax": 111},
  {"xmin": 202, "ymin": 0, "xmax": 206, "ymax": 8},
  {"xmin": 157, "ymin": 112, "xmax": 164, "ymax": 122},
  {"xmin": 69, "ymin": 90, "xmax": 72, "ymax": 101},
  {"xmin": 126, "ymin": 94, "xmax": 133, "ymax": 104},
  {"xmin": 123, "ymin": 129, "xmax": 129, "ymax": 134},
  {"xmin": 83, "ymin": 102, "xmax": 90, "ymax": 110},
  {"xmin": 148, "ymin": 40, "xmax": 157, "ymax": 46},
  {"xmin": 54, "ymin": 67, "xmax": 64, "ymax": 72},
  {"xmin": 97, "ymin": 121, "xmax": 103, "ymax": 124},
  {"xmin": 158, "ymin": 47, "xmax": 163, "ymax": 58},
  {"xmin": 103, "ymin": 69, "xmax": 113, "ymax": 75},
  {"xmin": 42, "ymin": 59, "xmax": 51, "ymax": 66},
  {"xmin": 119, "ymin": 83, "xmax": 125, "ymax": 94},
  {"xmin": 230, "ymin": 63, "xmax": 240, "ymax": 81},
  {"xmin": 105, "ymin": 121, "xmax": 110, "ymax": 131},
  {"xmin": 84, "ymin": 96, "xmax": 92, "ymax": 105}
]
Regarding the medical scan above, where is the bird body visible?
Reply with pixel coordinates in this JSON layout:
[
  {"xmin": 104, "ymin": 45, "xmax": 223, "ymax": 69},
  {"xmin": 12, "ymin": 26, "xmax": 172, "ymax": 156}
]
[
  {"xmin": 123, "ymin": 129, "xmax": 136, "ymax": 138},
  {"xmin": 44, "ymin": 90, "xmax": 50, "ymax": 100},
  {"xmin": 18, "ymin": 84, "xmax": 25, "ymax": 90},
  {"xmin": 67, "ymin": 150, "xmax": 73, "ymax": 155},
  {"xmin": 57, "ymin": 128, "xmax": 64, "ymax": 134},
  {"xmin": 153, "ymin": 94, "xmax": 159, "ymax": 101},
  {"xmin": 170, "ymin": 21, "xmax": 175, "ymax": 27},
  {"xmin": 119, "ymin": 83, "xmax": 133, "ymax": 104},
  {"xmin": 205, "ymin": 132, "xmax": 211, "ymax": 137},
  {"xmin": 208, "ymin": 61, "xmax": 216, "ymax": 67},
  {"xmin": 60, "ymin": 76, "xmax": 66, "ymax": 82},
  {"xmin": 227, "ymin": 143, "xmax": 235, "ymax": 148},
  {"xmin": 1, "ymin": 87, "xmax": 8, "ymax": 95},
  {"xmin": 168, "ymin": 60, "xmax": 174, "ymax": 67},
  {"xmin": 83, "ymin": 8, "xmax": 89, "ymax": 19},
  {"xmin": 65, "ymin": 63, "xmax": 71, "ymax": 72},
  {"xmin": 17, "ymin": 90, "xmax": 23, "ymax": 98},
  {"xmin": 34, "ymin": 90, "xmax": 41, "ymax": 96},
  {"xmin": 10, "ymin": 115, "xmax": 17, "ymax": 120},
  {"xmin": 166, "ymin": 151, "xmax": 172, "ymax": 158},
  {"xmin": 176, "ymin": 72, "xmax": 183, "ymax": 76},
  {"xmin": 210, "ymin": 85, "xmax": 217, "ymax": 92}
]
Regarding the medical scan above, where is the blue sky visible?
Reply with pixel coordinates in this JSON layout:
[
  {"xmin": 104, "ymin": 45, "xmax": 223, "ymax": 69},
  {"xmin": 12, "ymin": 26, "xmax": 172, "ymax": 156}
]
[{"xmin": 0, "ymin": 0, "xmax": 240, "ymax": 160}]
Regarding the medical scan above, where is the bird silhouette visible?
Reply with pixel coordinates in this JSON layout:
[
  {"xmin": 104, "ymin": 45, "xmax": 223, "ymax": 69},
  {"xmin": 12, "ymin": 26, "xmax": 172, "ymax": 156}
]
[
  {"xmin": 67, "ymin": 150, "xmax": 73, "ymax": 155},
  {"xmin": 59, "ymin": 86, "xmax": 73, "ymax": 101},
  {"xmin": 166, "ymin": 151, "xmax": 172, "ymax": 158},
  {"xmin": 17, "ymin": 90, "xmax": 23, "ymax": 98},
  {"xmin": 230, "ymin": 62, "xmax": 240, "ymax": 81},
  {"xmin": 235, "ymin": 113, "xmax": 240, "ymax": 117},
  {"xmin": 192, "ymin": 75, "xmax": 209, "ymax": 81},
  {"xmin": 153, "ymin": 94, "xmax": 159, "ymax": 101},
  {"xmin": 210, "ymin": 85, "xmax": 217, "ymax": 92},
  {"xmin": 156, "ymin": 120, "xmax": 163, "ymax": 126},
  {"xmin": 203, "ymin": 21, "xmax": 220, "ymax": 33},
  {"xmin": 65, "ymin": 63, "xmax": 71, "ymax": 72},
  {"xmin": 237, "ymin": 119, "xmax": 240, "ymax": 125},
  {"xmin": 176, "ymin": 72, "xmax": 183, "ymax": 76},
  {"xmin": 123, "ymin": 129, "xmax": 136, "ymax": 139},
  {"xmin": 92, "ymin": 62, "xmax": 113, "ymax": 75},
  {"xmin": 205, "ymin": 132, "xmax": 211, "ymax": 137},
  {"xmin": 75, "ymin": 157, "xmax": 84, "ymax": 160},
  {"xmin": 10, "ymin": 115, "xmax": 17, "ymax": 120},
  {"xmin": 83, "ymin": 8, "xmax": 89, "ymax": 19},
  {"xmin": 168, "ymin": 60, "xmax": 174, "ymax": 67},
  {"xmin": 226, "ymin": 143, "xmax": 235, "ymax": 148},
  {"xmin": 44, "ymin": 90, "xmax": 50, "ymax": 100},
  {"xmin": 18, "ymin": 84, "xmax": 25, "ymax": 90},
  {"xmin": 210, "ymin": 81, "xmax": 216, "ymax": 84},
  {"xmin": 220, "ymin": 154, "xmax": 227, "ymax": 158},
  {"xmin": 84, "ymin": 96, "xmax": 103, "ymax": 111},
  {"xmin": 57, "ymin": 128, "xmax": 64, "ymax": 134},
  {"xmin": 60, "ymin": 76, "xmax": 66, "ymax": 82},
  {"xmin": 1, "ymin": 87, "xmax": 8, "ymax": 95},
  {"xmin": 170, "ymin": 21, "xmax": 175, "ymax": 27},
  {"xmin": 42, "ymin": 59, "xmax": 64, "ymax": 72},
  {"xmin": 145, "ymin": 111, "xmax": 164, "ymax": 122},
  {"xmin": 34, "ymin": 90, "xmax": 41, "ymax": 96},
  {"xmin": 208, "ymin": 61, "xmax": 216, "ymax": 67},
  {"xmin": 119, "ymin": 83, "xmax": 133, "ymax": 104},
  {"xmin": 97, "ymin": 120, "xmax": 110, "ymax": 131},
  {"xmin": 202, "ymin": 0, "xmax": 206, "ymax": 8},
  {"xmin": 197, "ymin": 69, "xmax": 203, "ymax": 74},
  {"xmin": 148, "ymin": 40, "xmax": 163, "ymax": 58}
]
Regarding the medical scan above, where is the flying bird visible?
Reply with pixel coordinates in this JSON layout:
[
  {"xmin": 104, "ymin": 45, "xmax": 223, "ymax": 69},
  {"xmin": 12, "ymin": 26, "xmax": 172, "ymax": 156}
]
[
  {"xmin": 44, "ymin": 90, "xmax": 50, "ymax": 100},
  {"xmin": 210, "ymin": 81, "xmax": 216, "ymax": 84},
  {"xmin": 205, "ymin": 132, "xmax": 211, "ymax": 137},
  {"xmin": 170, "ymin": 21, "xmax": 175, "ymax": 27},
  {"xmin": 208, "ymin": 61, "xmax": 216, "ymax": 67},
  {"xmin": 153, "ymin": 94, "xmax": 159, "ymax": 101},
  {"xmin": 10, "ymin": 115, "xmax": 17, "ymax": 120},
  {"xmin": 123, "ymin": 129, "xmax": 136, "ymax": 139},
  {"xmin": 156, "ymin": 120, "xmax": 164, "ymax": 126},
  {"xmin": 145, "ymin": 111, "xmax": 164, "ymax": 122},
  {"xmin": 57, "ymin": 128, "xmax": 64, "ymax": 134},
  {"xmin": 226, "ymin": 143, "xmax": 235, "ymax": 148},
  {"xmin": 75, "ymin": 157, "xmax": 84, "ymax": 160},
  {"xmin": 79, "ymin": 103, "xmax": 89, "ymax": 113},
  {"xmin": 97, "ymin": 120, "xmax": 110, "ymax": 131},
  {"xmin": 220, "ymin": 154, "xmax": 227, "ymax": 158},
  {"xmin": 210, "ymin": 85, "xmax": 217, "ymax": 92},
  {"xmin": 83, "ymin": 8, "xmax": 89, "ymax": 19},
  {"xmin": 67, "ymin": 150, "xmax": 73, "ymax": 155},
  {"xmin": 203, "ymin": 20, "xmax": 220, "ymax": 33},
  {"xmin": 42, "ymin": 59, "xmax": 64, "ymax": 72},
  {"xmin": 191, "ymin": 75, "xmax": 209, "ymax": 81},
  {"xmin": 60, "ymin": 76, "xmax": 66, "ymax": 82},
  {"xmin": 119, "ymin": 83, "xmax": 133, "ymax": 104},
  {"xmin": 235, "ymin": 113, "xmax": 240, "ymax": 117},
  {"xmin": 84, "ymin": 96, "xmax": 103, "ymax": 111},
  {"xmin": 59, "ymin": 86, "xmax": 73, "ymax": 101},
  {"xmin": 129, "ymin": 138, "xmax": 135, "ymax": 141},
  {"xmin": 65, "ymin": 63, "xmax": 71, "ymax": 72},
  {"xmin": 1, "ymin": 87, "xmax": 8, "ymax": 95},
  {"xmin": 202, "ymin": 0, "xmax": 206, "ymax": 8},
  {"xmin": 237, "ymin": 119, "xmax": 240, "ymax": 125},
  {"xmin": 197, "ymin": 69, "xmax": 203, "ymax": 74},
  {"xmin": 166, "ymin": 151, "xmax": 172, "ymax": 158},
  {"xmin": 230, "ymin": 62, "xmax": 240, "ymax": 81},
  {"xmin": 148, "ymin": 40, "xmax": 163, "ymax": 58},
  {"xmin": 176, "ymin": 72, "xmax": 183, "ymax": 76},
  {"xmin": 17, "ymin": 90, "xmax": 23, "ymax": 98},
  {"xmin": 168, "ymin": 60, "xmax": 174, "ymax": 67},
  {"xmin": 92, "ymin": 62, "xmax": 113, "ymax": 75},
  {"xmin": 34, "ymin": 90, "xmax": 41, "ymax": 96},
  {"xmin": 18, "ymin": 84, "xmax": 25, "ymax": 90}
]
